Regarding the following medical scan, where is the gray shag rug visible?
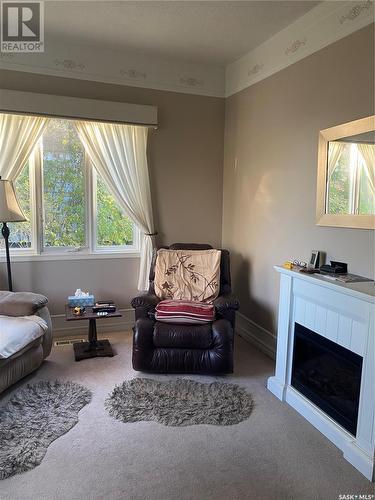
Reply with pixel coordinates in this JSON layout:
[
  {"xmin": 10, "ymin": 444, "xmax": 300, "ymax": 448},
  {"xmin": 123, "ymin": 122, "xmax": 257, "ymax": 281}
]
[
  {"xmin": 105, "ymin": 378, "xmax": 254, "ymax": 426},
  {"xmin": 0, "ymin": 380, "xmax": 92, "ymax": 480}
]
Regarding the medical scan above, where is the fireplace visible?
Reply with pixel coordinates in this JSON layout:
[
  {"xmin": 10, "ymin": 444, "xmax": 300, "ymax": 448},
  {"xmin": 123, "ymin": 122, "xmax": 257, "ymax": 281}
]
[
  {"xmin": 268, "ymin": 267, "xmax": 374, "ymax": 479},
  {"xmin": 291, "ymin": 323, "xmax": 363, "ymax": 436}
]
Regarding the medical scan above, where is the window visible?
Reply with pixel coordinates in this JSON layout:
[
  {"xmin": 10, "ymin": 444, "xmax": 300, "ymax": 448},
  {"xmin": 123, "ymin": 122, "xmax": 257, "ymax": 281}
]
[
  {"xmin": 326, "ymin": 141, "xmax": 375, "ymax": 216},
  {"xmin": 1, "ymin": 117, "xmax": 138, "ymax": 258},
  {"xmin": 42, "ymin": 120, "xmax": 86, "ymax": 249},
  {"xmin": 0, "ymin": 163, "xmax": 32, "ymax": 250},
  {"xmin": 95, "ymin": 175, "xmax": 134, "ymax": 248},
  {"xmin": 327, "ymin": 144, "xmax": 351, "ymax": 215}
]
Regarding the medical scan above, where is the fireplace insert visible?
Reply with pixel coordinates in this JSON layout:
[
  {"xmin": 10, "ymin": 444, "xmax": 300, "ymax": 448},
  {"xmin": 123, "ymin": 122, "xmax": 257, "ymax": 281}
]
[{"xmin": 291, "ymin": 323, "xmax": 363, "ymax": 436}]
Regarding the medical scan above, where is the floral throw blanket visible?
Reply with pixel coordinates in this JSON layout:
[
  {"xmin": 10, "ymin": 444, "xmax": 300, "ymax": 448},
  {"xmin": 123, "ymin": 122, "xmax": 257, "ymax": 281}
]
[{"xmin": 154, "ymin": 249, "xmax": 221, "ymax": 303}]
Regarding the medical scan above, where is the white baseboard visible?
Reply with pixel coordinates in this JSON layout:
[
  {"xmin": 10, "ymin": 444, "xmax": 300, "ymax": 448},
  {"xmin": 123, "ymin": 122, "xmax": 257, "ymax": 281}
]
[
  {"xmin": 267, "ymin": 376, "xmax": 286, "ymax": 401},
  {"xmin": 236, "ymin": 312, "xmax": 276, "ymax": 360},
  {"xmin": 51, "ymin": 308, "xmax": 135, "ymax": 338}
]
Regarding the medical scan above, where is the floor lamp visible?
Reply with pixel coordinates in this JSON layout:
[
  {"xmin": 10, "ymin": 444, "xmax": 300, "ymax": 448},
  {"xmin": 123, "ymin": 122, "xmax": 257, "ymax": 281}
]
[{"xmin": 0, "ymin": 177, "xmax": 27, "ymax": 291}]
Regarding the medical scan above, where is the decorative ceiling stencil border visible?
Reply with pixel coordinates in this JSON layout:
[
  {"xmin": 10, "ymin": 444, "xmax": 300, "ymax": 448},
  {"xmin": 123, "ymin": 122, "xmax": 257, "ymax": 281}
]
[
  {"xmin": 0, "ymin": 42, "xmax": 225, "ymax": 98},
  {"xmin": 0, "ymin": 1, "xmax": 373, "ymax": 98},
  {"xmin": 225, "ymin": 0, "xmax": 374, "ymax": 97}
]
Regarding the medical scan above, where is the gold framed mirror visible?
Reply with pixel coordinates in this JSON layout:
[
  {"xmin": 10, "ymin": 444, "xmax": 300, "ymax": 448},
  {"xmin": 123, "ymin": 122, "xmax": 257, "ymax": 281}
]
[{"xmin": 316, "ymin": 115, "xmax": 375, "ymax": 229}]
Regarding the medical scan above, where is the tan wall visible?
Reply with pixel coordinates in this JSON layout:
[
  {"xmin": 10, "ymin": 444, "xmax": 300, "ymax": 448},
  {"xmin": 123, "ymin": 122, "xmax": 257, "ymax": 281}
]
[
  {"xmin": 0, "ymin": 25, "xmax": 373, "ymax": 327},
  {"xmin": 222, "ymin": 25, "xmax": 375, "ymax": 333},
  {"xmin": 0, "ymin": 72, "xmax": 224, "ymax": 314}
]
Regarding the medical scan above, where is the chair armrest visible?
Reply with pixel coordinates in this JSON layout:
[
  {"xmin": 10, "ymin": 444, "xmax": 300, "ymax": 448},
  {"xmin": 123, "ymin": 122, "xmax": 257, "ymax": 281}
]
[
  {"xmin": 213, "ymin": 294, "xmax": 240, "ymax": 312},
  {"xmin": 36, "ymin": 306, "xmax": 52, "ymax": 358},
  {"xmin": 213, "ymin": 294, "xmax": 239, "ymax": 329},
  {"xmin": 131, "ymin": 293, "xmax": 160, "ymax": 320},
  {"xmin": 0, "ymin": 291, "xmax": 48, "ymax": 317},
  {"xmin": 131, "ymin": 293, "xmax": 160, "ymax": 310}
]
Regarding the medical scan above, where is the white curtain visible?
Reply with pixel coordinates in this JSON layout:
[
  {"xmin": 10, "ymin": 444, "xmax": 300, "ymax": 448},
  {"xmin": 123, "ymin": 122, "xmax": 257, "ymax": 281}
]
[
  {"xmin": 357, "ymin": 143, "xmax": 375, "ymax": 195},
  {"xmin": 74, "ymin": 121, "xmax": 156, "ymax": 290},
  {"xmin": 327, "ymin": 141, "xmax": 345, "ymax": 180},
  {"xmin": 0, "ymin": 113, "xmax": 48, "ymax": 180}
]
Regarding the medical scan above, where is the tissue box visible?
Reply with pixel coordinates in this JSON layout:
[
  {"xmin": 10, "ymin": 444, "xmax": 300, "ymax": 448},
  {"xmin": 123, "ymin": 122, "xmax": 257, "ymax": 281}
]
[{"xmin": 68, "ymin": 295, "xmax": 95, "ymax": 307}]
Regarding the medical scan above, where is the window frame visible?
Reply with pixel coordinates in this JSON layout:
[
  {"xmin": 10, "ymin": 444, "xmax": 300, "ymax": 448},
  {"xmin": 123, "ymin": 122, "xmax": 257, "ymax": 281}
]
[{"xmin": 0, "ymin": 122, "xmax": 140, "ymax": 261}]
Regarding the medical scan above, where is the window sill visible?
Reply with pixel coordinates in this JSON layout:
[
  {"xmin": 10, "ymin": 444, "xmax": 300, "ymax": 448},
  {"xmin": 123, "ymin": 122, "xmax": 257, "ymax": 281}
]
[{"xmin": 0, "ymin": 251, "xmax": 140, "ymax": 263}]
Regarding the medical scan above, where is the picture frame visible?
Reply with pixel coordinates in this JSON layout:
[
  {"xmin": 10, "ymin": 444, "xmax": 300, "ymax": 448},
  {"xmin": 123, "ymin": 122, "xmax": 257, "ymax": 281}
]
[
  {"xmin": 309, "ymin": 250, "xmax": 320, "ymax": 269},
  {"xmin": 316, "ymin": 115, "xmax": 375, "ymax": 230}
]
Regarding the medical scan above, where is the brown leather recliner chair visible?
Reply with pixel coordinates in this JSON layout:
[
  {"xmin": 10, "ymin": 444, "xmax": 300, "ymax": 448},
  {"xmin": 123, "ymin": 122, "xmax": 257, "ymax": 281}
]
[{"xmin": 131, "ymin": 243, "xmax": 239, "ymax": 374}]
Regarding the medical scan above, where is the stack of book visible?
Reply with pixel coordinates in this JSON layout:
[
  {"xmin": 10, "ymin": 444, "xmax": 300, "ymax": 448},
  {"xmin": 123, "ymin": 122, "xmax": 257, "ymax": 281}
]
[{"xmin": 92, "ymin": 301, "xmax": 117, "ymax": 313}]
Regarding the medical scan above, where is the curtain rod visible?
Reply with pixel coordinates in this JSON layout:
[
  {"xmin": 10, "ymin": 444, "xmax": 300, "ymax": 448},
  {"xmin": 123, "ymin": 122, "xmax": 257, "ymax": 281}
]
[{"xmin": 0, "ymin": 109, "xmax": 158, "ymax": 129}]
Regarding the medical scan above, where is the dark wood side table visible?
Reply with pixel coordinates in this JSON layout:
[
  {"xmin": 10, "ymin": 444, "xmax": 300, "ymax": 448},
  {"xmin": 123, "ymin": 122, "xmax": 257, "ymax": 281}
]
[{"xmin": 65, "ymin": 305, "xmax": 122, "ymax": 361}]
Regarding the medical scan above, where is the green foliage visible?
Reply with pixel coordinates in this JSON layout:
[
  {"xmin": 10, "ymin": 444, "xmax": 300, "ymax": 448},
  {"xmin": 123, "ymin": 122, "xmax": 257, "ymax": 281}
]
[
  {"xmin": 327, "ymin": 151, "xmax": 350, "ymax": 215},
  {"xmin": 43, "ymin": 119, "xmax": 86, "ymax": 247},
  {"xmin": 5, "ymin": 164, "xmax": 32, "ymax": 249},
  {"xmin": 328, "ymin": 143, "xmax": 375, "ymax": 215},
  {"xmin": 97, "ymin": 177, "xmax": 133, "ymax": 246},
  {"xmin": 4, "ymin": 118, "xmax": 134, "ymax": 250},
  {"xmin": 359, "ymin": 171, "xmax": 375, "ymax": 215}
]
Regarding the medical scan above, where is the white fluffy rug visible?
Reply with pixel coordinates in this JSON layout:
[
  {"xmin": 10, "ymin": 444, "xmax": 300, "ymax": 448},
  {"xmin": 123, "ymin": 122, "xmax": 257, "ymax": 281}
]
[
  {"xmin": 105, "ymin": 378, "xmax": 254, "ymax": 426},
  {"xmin": 0, "ymin": 380, "xmax": 91, "ymax": 480}
]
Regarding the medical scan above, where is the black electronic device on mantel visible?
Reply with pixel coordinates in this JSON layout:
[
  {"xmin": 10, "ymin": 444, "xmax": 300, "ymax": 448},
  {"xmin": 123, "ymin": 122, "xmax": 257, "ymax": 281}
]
[{"xmin": 320, "ymin": 261, "xmax": 348, "ymax": 274}]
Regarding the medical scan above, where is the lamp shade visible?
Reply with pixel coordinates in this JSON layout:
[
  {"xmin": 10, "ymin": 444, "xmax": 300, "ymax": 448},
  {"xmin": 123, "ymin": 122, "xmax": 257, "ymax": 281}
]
[{"xmin": 0, "ymin": 177, "xmax": 27, "ymax": 222}]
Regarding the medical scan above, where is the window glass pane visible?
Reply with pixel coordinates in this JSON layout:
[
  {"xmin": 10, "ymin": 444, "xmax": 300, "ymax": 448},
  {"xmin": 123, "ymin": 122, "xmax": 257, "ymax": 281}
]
[
  {"xmin": 359, "ymin": 164, "xmax": 375, "ymax": 215},
  {"xmin": 327, "ymin": 144, "xmax": 350, "ymax": 214},
  {"xmin": 43, "ymin": 119, "xmax": 86, "ymax": 248},
  {"xmin": 0, "ymin": 163, "xmax": 32, "ymax": 249},
  {"xmin": 96, "ymin": 176, "xmax": 134, "ymax": 247}
]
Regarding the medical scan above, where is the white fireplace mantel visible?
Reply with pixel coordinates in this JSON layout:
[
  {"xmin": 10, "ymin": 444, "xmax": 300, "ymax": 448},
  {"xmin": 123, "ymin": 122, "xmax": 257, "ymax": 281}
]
[{"xmin": 267, "ymin": 266, "xmax": 375, "ymax": 481}]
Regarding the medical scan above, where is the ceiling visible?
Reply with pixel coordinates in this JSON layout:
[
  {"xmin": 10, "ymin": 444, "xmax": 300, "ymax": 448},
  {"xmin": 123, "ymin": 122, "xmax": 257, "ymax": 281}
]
[{"xmin": 45, "ymin": 1, "xmax": 320, "ymax": 67}]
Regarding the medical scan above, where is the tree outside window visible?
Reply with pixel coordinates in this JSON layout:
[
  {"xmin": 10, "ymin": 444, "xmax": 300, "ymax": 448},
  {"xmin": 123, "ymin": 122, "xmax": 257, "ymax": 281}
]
[
  {"xmin": 1, "ymin": 118, "xmax": 136, "ymax": 254},
  {"xmin": 327, "ymin": 142, "xmax": 375, "ymax": 216}
]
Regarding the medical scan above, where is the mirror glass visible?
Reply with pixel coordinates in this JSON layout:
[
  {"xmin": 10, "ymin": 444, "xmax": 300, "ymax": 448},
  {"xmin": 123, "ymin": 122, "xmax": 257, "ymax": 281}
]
[{"xmin": 326, "ymin": 132, "xmax": 375, "ymax": 216}]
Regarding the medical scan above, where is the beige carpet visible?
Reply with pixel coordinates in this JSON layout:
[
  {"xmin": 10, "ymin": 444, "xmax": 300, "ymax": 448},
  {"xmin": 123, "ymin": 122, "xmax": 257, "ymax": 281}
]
[{"xmin": 0, "ymin": 332, "xmax": 373, "ymax": 500}]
